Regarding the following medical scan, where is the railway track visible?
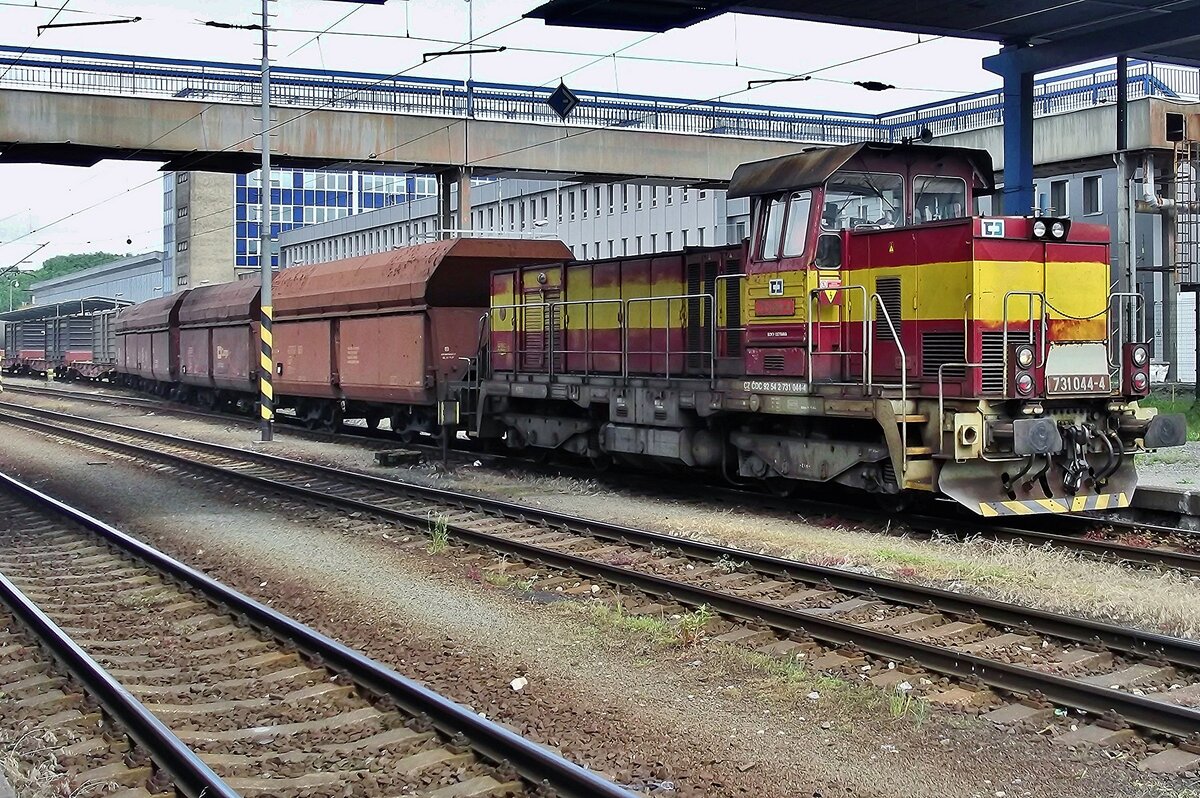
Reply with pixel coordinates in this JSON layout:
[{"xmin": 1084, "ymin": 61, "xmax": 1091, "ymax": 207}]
[
  {"xmin": 5, "ymin": 402, "xmax": 1200, "ymax": 769},
  {"xmin": 0, "ymin": 468, "xmax": 635, "ymax": 798},
  {"xmin": 8, "ymin": 380, "xmax": 1200, "ymax": 575}
]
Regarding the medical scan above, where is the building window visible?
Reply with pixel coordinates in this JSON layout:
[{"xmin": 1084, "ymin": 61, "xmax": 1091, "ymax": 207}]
[
  {"xmin": 652, "ymin": 187, "xmax": 658, "ymax": 208},
  {"xmin": 581, "ymin": 189, "xmax": 588, "ymax": 218},
  {"xmin": 177, "ymin": 206, "xmax": 188, "ymax": 219},
  {"xmin": 666, "ymin": 187, "xmax": 673, "ymax": 206},
  {"xmin": 1049, "ymin": 179, "xmax": 1069, "ymax": 216},
  {"xmin": 636, "ymin": 235, "xmax": 642, "ymax": 254},
  {"xmin": 177, "ymin": 172, "xmax": 189, "ymax": 184},
  {"xmin": 699, "ymin": 190, "xmax": 707, "ymax": 200},
  {"xmin": 622, "ymin": 185, "xmax": 629, "ymax": 212},
  {"xmin": 699, "ymin": 227, "xmax": 706, "ymax": 246},
  {"xmin": 541, "ymin": 196, "xmax": 548, "ymax": 222},
  {"xmin": 607, "ymin": 185, "xmax": 615, "ymax": 214},
  {"xmin": 608, "ymin": 240, "xmax": 614, "ymax": 257},
  {"xmin": 622, "ymin": 238, "xmax": 628, "ymax": 255},
  {"xmin": 176, "ymin": 241, "xmax": 189, "ymax": 252},
  {"xmin": 683, "ymin": 188, "xmax": 689, "ymax": 203},
  {"xmin": 569, "ymin": 192, "xmax": 576, "ymax": 221},
  {"xmin": 637, "ymin": 186, "xmax": 644, "ymax": 210},
  {"xmin": 650, "ymin": 233, "xmax": 657, "ymax": 251},
  {"xmin": 1083, "ymin": 176, "xmax": 1102, "ymax": 215},
  {"xmin": 177, "ymin": 275, "xmax": 189, "ymax": 286},
  {"xmin": 682, "ymin": 230, "xmax": 688, "ymax": 247},
  {"xmin": 582, "ymin": 243, "xmax": 588, "ymax": 259}
]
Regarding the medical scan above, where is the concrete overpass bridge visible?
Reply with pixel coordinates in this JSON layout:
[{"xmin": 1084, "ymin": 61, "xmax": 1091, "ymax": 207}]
[{"xmin": 0, "ymin": 45, "xmax": 1196, "ymax": 188}]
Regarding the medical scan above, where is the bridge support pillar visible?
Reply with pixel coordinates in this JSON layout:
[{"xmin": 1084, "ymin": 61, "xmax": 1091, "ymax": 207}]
[
  {"xmin": 438, "ymin": 171, "xmax": 454, "ymax": 239},
  {"xmin": 458, "ymin": 167, "xmax": 473, "ymax": 234},
  {"xmin": 997, "ymin": 58, "xmax": 1035, "ymax": 216}
]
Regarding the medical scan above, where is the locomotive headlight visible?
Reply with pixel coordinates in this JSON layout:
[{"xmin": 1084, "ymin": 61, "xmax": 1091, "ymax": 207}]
[
  {"xmin": 1016, "ymin": 372, "xmax": 1035, "ymax": 395},
  {"xmin": 1032, "ymin": 220, "xmax": 1047, "ymax": 238},
  {"xmin": 1015, "ymin": 345, "xmax": 1034, "ymax": 369},
  {"xmin": 1132, "ymin": 371, "xmax": 1148, "ymax": 392},
  {"xmin": 1131, "ymin": 345, "xmax": 1149, "ymax": 367},
  {"xmin": 1050, "ymin": 221, "xmax": 1066, "ymax": 239}
]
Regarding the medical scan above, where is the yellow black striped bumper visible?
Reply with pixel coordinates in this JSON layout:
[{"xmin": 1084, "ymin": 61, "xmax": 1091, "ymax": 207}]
[{"xmin": 978, "ymin": 492, "xmax": 1130, "ymax": 516}]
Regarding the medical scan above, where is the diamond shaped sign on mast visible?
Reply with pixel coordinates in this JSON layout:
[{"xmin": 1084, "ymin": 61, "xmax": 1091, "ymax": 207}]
[{"xmin": 547, "ymin": 81, "xmax": 580, "ymax": 120}]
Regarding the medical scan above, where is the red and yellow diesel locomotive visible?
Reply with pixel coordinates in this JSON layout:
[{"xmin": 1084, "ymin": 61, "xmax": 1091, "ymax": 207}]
[{"xmin": 113, "ymin": 142, "xmax": 1186, "ymax": 515}]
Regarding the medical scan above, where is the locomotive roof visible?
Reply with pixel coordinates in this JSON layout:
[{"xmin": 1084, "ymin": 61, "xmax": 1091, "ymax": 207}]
[
  {"xmin": 114, "ymin": 291, "xmax": 188, "ymax": 333},
  {"xmin": 274, "ymin": 237, "xmax": 573, "ymax": 317},
  {"xmin": 178, "ymin": 279, "xmax": 261, "ymax": 327},
  {"xmin": 727, "ymin": 142, "xmax": 995, "ymax": 199}
]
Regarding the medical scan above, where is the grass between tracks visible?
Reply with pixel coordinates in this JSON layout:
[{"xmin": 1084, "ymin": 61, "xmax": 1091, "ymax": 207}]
[{"xmin": 562, "ymin": 600, "xmax": 930, "ymax": 729}]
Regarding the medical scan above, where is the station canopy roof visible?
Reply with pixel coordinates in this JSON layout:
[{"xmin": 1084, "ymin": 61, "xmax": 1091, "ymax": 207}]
[
  {"xmin": 527, "ymin": 1, "xmax": 1200, "ymax": 70},
  {"xmin": 0, "ymin": 297, "xmax": 131, "ymax": 323}
]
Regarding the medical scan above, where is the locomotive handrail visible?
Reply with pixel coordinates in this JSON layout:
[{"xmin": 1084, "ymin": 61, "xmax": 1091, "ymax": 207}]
[
  {"xmin": 546, "ymin": 298, "xmax": 624, "ymax": 377},
  {"xmin": 1107, "ymin": 292, "xmax": 1146, "ymax": 379},
  {"xmin": 871, "ymin": 292, "xmax": 909, "ymax": 479},
  {"xmin": 806, "ymin": 284, "xmax": 869, "ymax": 389},
  {"xmin": 488, "ymin": 301, "xmax": 552, "ymax": 374},
  {"xmin": 623, "ymin": 293, "xmax": 716, "ymax": 381},
  {"xmin": 1002, "ymin": 291, "xmax": 1049, "ymax": 381},
  {"xmin": 714, "ymin": 273, "xmax": 747, "ymax": 362}
]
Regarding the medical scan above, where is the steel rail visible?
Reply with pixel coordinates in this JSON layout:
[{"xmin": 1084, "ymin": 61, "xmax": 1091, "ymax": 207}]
[
  {"xmin": 12, "ymin": 382, "xmax": 1200, "ymax": 576},
  {"xmin": 0, "ymin": 499, "xmax": 239, "ymax": 798},
  {"xmin": 3, "ymin": 401, "xmax": 1198, "ymax": 665},
  {"xmin": 0, "ymin": 469, "xmax": 637, "ymax": 798},
  {"xmin": 6, "ymin": 402, "xmax": 1199, "ymax": 662},
  {"xmin": 5, "ymin": 405, "xmax": 1200, "ymax": 738}
]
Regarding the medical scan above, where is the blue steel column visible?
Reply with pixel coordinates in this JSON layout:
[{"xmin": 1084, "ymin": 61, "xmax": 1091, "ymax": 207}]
[{"xmin": 1001, "ymin": 63, "xmax": 1035, "ymax": 216}]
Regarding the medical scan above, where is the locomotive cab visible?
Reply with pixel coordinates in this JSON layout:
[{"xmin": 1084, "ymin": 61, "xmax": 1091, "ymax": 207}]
[{"xmin": 731, "ymin": 142, "xmax": 1187, "ymax": 515}]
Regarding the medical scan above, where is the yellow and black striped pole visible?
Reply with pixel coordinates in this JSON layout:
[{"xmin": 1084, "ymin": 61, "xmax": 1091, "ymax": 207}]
[
  {"xmin": 257, "ymin": 0, "xmax": 273, "ymax": 442},
  {"xmin": 259, "ymin": 303, "xmax": 274, "ymax": 440}
]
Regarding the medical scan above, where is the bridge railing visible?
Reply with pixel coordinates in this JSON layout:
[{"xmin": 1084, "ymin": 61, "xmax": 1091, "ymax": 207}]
[{"xmin": 0, "ymin": 45, "xmax": 1196, "ymax": 147}]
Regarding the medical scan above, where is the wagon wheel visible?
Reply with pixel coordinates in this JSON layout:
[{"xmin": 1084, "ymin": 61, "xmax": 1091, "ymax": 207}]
[
  {"xmin": 300, "ymin": 400, "xmax": 321, "ymax": 430},
  {"xmin": 321, "ymin": 403, "xmax": 343, "ymax": 434}
]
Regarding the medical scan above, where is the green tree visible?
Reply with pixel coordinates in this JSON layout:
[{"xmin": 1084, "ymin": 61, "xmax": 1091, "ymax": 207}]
[{"xmin": 2, "ymin": 251, "xmax": 126, "ymax": 312}]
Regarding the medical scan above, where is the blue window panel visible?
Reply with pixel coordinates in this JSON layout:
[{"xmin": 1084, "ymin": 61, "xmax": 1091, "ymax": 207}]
[
  {"xmin": 247, "ymin": 222, "xmax": 259, "ymax": 238},
  {"xmin": 281, "ymin": 189, "xmax": 292, "ymax": 205},
  {"xmin": 236, "ymin": 239, "xmax": 246, "ymax": 255},
  {"xmin": 338, "ymin": 193, "xmax": 349, "ymax": 207},
  {"xmin": 236, "ymin": 187, "xmax": 247, "ymax": 204},
  {"xmin": 236, "ymin": 222, "xmax": 247, "ymax": 238},
  {"xmin": 316, "ymin": 190, "xmax": 325, "ymax": 205},
  {"xmin": 236, "ymin": 256, "xmax": 247, "ymax": 267},
  {"xmin": 270, "ymin": 188, "xmax": 282, "ymax": 204},
  {"xmin": 236, "ymin": 205, "xmax": 246, "ymax": 221},
  {"xmin": 271, "ymin": 254, "xmax": 279, "ymax": 269},
  {"xmin": 236, "ymin": 174, "xmax": 247, "ymax": 187},
  {"xmin": 293, "ymin": 172, "xmax": 303, "ymax": 188},
  {"xmin": 293, "ymin": 207, "xmax": 303, "ymax": 223},
  {"xmin": 271, "ymin": 223, "xmax": 282, "ymax": 237},
  {"xmin": 248, "ymin": 187, "xmax": 260, "ymax": 205},
  {"xmin": 305, "ymin": 190, "xmax": 315, "ymax": 204}
]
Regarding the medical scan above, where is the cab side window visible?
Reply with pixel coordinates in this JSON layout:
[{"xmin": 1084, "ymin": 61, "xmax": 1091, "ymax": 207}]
[
  {"xmin": 759, "ymin": 197, "xmax": 786, "ymax": 260},
  {"xmin": 814, "ymin": 234, "xmax": 842, "ymax": 269},
  {"xmin": 782, "ymin": 191, "xmax": 812, "ymax": 258}
]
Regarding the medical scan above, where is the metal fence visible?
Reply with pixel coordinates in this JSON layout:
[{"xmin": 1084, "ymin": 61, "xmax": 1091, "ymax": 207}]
[{"xmin": 0, "ymin": 44, "xmax": 1197, "ymax": 147}]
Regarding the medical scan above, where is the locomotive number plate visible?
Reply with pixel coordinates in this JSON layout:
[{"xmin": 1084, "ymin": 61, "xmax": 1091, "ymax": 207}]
[{"xmin": 1047, "ymin": 374, "xmax": 1110, "ymax": 394}]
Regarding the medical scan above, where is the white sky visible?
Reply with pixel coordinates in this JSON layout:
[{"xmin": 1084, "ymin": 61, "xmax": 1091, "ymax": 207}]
[{"xmin": 0, "ymin": 0, "xmax": 1007, "ymax": 270}]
